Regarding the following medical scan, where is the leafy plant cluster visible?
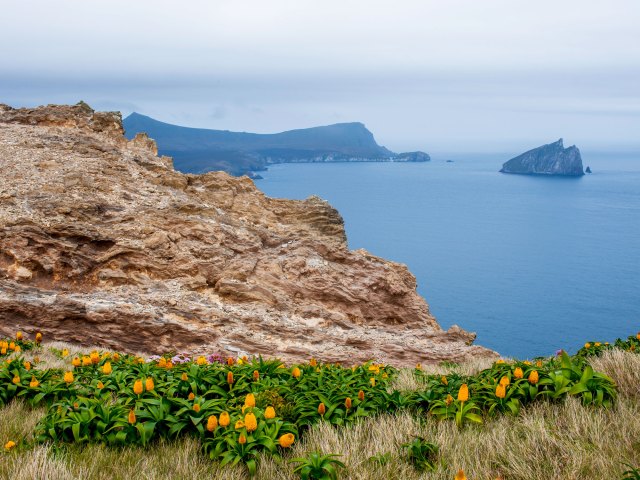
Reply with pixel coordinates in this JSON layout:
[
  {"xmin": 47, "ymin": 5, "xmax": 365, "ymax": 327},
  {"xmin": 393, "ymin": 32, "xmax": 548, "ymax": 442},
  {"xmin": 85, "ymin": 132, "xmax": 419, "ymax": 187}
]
[{"xmin": 1, "ymin": 330, "xmax": 634, "ymax": 477}]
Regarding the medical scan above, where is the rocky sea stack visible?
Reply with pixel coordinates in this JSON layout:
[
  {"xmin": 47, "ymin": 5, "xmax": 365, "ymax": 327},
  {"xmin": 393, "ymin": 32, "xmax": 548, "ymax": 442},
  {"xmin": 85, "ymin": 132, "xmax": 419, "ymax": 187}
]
[
  {"xmin": 0, "ymin": 103, "xmax": 494, "ymax": 366},
  {"xmin": 500, "ymin": 139, "xmax": 584, "ymax": 176}
]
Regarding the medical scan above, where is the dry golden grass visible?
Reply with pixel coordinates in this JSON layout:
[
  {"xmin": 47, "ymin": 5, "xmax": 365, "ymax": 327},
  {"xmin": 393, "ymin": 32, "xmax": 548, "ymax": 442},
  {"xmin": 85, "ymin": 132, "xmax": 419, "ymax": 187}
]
[{"xmin": 1, "ymin": 349, "xmax": 639, "ymax": 480}]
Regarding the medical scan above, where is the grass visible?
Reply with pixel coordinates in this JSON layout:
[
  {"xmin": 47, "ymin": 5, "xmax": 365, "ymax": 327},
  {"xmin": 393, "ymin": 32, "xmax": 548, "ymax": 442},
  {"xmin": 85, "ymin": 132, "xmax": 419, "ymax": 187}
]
[{"xmin": 1, "ymin": 348, "xmax": 639, "ymax": 479}]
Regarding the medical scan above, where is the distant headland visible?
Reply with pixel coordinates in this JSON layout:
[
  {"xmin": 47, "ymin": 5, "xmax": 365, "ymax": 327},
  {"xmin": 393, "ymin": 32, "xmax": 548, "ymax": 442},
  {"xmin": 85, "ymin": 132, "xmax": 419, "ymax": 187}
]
[
  {"xmin": 500, "ymin": 139, "xmax": 584, "ymax": 176},
  {"xmin": 123, "ymin": 113, "xmax": 430, "ymax": 177}
]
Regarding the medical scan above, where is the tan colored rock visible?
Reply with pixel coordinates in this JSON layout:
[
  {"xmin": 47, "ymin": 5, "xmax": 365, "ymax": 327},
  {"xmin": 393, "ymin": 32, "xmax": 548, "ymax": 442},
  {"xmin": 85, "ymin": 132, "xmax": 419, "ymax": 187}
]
[{"xmin": 0, "ymin": 103, "xmax": 497, "ymax": 365}]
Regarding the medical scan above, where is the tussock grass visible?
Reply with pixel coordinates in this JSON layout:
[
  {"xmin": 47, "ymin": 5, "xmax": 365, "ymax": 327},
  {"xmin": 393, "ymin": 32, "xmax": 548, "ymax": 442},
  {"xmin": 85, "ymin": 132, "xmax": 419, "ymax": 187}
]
[{"xmin": 2, "ymin": 349, "xmax": 639, "ymax": 480}]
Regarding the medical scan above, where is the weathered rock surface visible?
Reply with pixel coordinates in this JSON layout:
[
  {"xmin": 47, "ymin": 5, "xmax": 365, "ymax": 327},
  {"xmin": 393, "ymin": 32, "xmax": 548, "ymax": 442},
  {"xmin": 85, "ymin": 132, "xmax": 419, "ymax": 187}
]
[
  {"xmin": 500, "ymin": 139, "xmax": 584, "ymax": 176},
  {"xmin": 0, "ymin": 103, "xmax": 495, "ymax": 365}
]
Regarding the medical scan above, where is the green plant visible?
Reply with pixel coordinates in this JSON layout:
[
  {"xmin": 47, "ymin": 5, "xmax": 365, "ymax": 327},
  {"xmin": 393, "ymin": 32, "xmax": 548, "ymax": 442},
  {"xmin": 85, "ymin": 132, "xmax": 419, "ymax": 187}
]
[
  {"xmin": 290, "ymin": 452, "xmax": 346, "ymax": 480},
  {"xmin": 401, "ymin": 436, "xmax": 439, "ymax": 471},
  {"xmin": 622, "ymin": 463, "xmax": 640, "ymax": 480}
]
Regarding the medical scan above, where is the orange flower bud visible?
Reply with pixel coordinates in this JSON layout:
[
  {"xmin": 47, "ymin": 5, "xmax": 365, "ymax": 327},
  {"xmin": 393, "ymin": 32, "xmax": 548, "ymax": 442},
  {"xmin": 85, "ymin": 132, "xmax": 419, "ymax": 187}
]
[
  {"xmin": 318, "ymin": 402, "xmax": 326, "ymax": 416},
  {"xmin": 345, "ymin": 397, "xmax": 352, "ymax": 410},
  {"xmin": 133, "ymin": 379, "xmax": 143, "ymax": 395},
  {"xmin": 145, "ymin": 377, "xmax": 154, "ymax": 392},
  {"xmin": 227, "ymin": 371, "xmax": 234, "ymax": 385},
  {"xmin": 514, "ymin": 367, "xmax": 523, "ymax": 379},
  {"xmin": 265, "ymin": 406, "xmax": 276, "ymax": 419},
  {"xmin": 253, "ymin": 370, "xmax": 260, "ymax": 381},
  {"xmin": 458, "ymin": 384, "xmax": 469, "ymax": 402},
  {"xmin": 219, "ymin": 411, "xmax": 230, "ymax": 427},
  {"xmin": 528, "ymin": 370, "xmax": 539, "ymax": 385},
  {"xmin": 206, "ymin": 415, "xmax": 218, "ymax": 432},
  {"xmin": 358, "ymin": 390, "xmax": 365, "ymax": 401},
  {"xmin": 238, "ymin": 434, "xmax": 247, "ymax": 445},
  {"xmin": 278, "ymin": 433, "xmax": 295, "ymax": 448},
  {"xmin": 244, "ymin": 412, "xmax": 257, "ymax": 432},
  {"xmin": 128, "ymin": 409, "xmax": 136, "ymax": 424}
]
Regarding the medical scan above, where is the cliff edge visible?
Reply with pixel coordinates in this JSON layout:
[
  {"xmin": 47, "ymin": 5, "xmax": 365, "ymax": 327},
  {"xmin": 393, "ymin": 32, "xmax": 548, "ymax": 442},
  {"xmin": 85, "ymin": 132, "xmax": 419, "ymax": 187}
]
[{"xmin": 0, "ymin": 103, "xmax": 494, "ymax": 365}]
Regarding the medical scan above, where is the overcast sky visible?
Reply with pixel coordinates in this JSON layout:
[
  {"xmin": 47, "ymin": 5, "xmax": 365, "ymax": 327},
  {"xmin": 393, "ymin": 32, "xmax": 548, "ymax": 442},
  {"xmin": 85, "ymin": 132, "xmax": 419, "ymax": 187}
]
[{"xmin": 1, "ymin": 0, "xmax": 639, "ymax": 154}]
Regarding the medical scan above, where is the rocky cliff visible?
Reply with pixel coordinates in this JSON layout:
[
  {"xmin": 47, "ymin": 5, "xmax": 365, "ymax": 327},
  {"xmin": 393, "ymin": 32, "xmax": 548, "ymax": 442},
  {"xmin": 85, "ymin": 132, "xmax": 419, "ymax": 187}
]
[
  {"xmin": 500, "ymin": 139, "xmax": 584, "ymax": 176},
  {"xmin": 123, "ymin": 113, "xmax": 431, "ymax": 176},
  {"xmin": 0, "ymin": 103, "xmax": 494, "ymax": 365}
]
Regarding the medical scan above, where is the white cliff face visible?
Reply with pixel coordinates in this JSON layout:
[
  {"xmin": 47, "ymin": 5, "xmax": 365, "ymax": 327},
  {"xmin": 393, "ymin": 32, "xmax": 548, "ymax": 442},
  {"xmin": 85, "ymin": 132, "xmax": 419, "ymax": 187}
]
[
  {"xmin": 0, "ymin": 103, "xmax": 495, "ymax": 366},
  {"xmin": 500, "ymin": 139, "xmax": 585, "ymax": 176}
]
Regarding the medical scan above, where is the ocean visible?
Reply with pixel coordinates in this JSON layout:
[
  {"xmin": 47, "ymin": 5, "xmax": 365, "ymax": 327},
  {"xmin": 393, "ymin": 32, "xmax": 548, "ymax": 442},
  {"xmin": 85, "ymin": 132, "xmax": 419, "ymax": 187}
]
[{"xmin": 255, "ymin": 153, "xmax": 640, "ymax": 359}]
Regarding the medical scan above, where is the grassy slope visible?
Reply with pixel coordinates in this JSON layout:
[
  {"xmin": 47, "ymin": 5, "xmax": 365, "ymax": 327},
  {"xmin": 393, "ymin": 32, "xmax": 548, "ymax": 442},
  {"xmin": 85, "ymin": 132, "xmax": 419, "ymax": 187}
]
[{"xmin": 1, "ymin": 347, "xmax": 639, "ymax": 480}]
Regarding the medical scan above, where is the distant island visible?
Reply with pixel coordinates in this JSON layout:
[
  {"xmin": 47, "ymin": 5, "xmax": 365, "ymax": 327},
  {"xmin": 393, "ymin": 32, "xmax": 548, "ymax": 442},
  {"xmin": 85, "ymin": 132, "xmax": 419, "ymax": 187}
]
[
  {"xmin": 123, "ymin": 113, "xmax": 430, "ymax": 176},
  {"xmin": 500, "ymin": 139, "xmax": 584, "ymax": 176}
]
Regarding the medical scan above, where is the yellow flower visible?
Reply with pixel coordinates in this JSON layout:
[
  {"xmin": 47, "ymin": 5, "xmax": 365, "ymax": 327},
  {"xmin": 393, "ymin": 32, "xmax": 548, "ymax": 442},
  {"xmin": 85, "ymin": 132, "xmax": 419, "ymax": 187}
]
[
  {"xmin": 523, "ymin": 360, "xmax": 532, "ymax": 365},
  {"xmin": 193, "ymin": 403, "xmax": 201, "ymax": 413},
  {"xmin": 14, "ymin": 345, "xmax": 21, "ymax": 353},
  {"xmin": 64, "ymin": 371, "xmax": 74, "ymax": 384},
  {"xmin": 238, "ymin": 433, "xmax": 247, "ymax": 445},
  {"xmin": 112, "ymin": 353, "xmax": 120, "ymax": 361},
  {"xmin": 82, "ymin": 356, "xmax": 92, "ymax": 367},
  {"xmin": 16, "ymin": 332, "xmax": 23, "ymax": 341},
  {"xmin": 158, "ymin": 358, "xmax": 167, "ymax": 368},
  {"xmin": 637, "ymin": 332, "xmax": 640, "ymax": 341},
  {"xmin": 253, "ymin": 370, "xmax": 260, "ymax": 381},
  {"xmin": 496, "ymin": 359, "xmax": 505, "ymax": 365},
  {"xmin": 9, "ymin": 341, "xmax": 15, "ymax": 350},
  {"xmin": 12, "ymin": 375, "xmax": 20, "ymax": 385},
  {"xmin": 458, "ymin": 384, "xmax": 469, "ymax": 402},
  {"xmin": 345, "ymin": 397, "xmax": 352, "ymax": 410},
  {"xmin": 595, "ymin": 342, "xmax": 602, "ymax": 347},
  {"xmin": 72, "ymin": 357, "xmax": 81, "ymax": 367},
  {"xmin": 206, "ymin": 415, "xmax": 218, "ymax": 432},
  {"xmin": 536, "ymin": 360, "xmax": 543, "ymax": 367},
  {"xmin": 278, "ymin": 433, "xmax": 295, "ymax": 448},
  {"xmin": 23, "ymin": 361, "xmax": 31, "ymax": 371},
  {"xmin": 445, "ymin": 394, "xmax": 454, "ymax": 406},
  {"xmin": 370, "ymin": 377, "xmax": 376, "ymax": 387},
  {"xmin": 90, "ymin": 351, "xmax": 100, "ymax": 364},
  {"xmin": 528, "ymin": 370, "xmax": 539, "ymax": 385},
  {"xmin": 102, "ymin": 362, "xmax": 112, "ymax": 375},
  {"xmin": 244, "ymin": 393, "xmax": 256, "ymax": 408},
  {"xmin": 29, "ymin": 376, "xmax": 39, "ymax": 388},
  {"xmin": 244, "ymin": 412, "xmax": 257, "ymax": 432},
  {"xmin": 292, "ymin": 367, "xmax": 301, "ymax": 379},
  {"xmin": 4, "ymin": 440, "xmax": 16, "ymax": 451},
  {"xmin": 416, "ymin": 363, "xmax": 422, "ymax": 370},
  {"xmin": 318, "ymin": 402, "xmax": 326, "ymax": 416},
  {"xmin": 514, "ymin": 367, "xmax": 523, "ymax": 379},
  {"xmin": 235, "ymin": 420, "xmax": 245, "ymax": 429},
  {"xmin": 188, "ymin": 392, "xmax": 195, "ymax": 401},
  {"xmin": 358, "ymin": 390, "xmax": 365, "ymax": 401},
  {"xmin": 219, "ymin": 411, "xmax": 230, "ymax": 427},
  {"xmin": 97, "ymin": 381, "xmax": 104, "ymax": 389},
  {"xmin": 496, "ymin": 384, "xmax": 506, "ymax": 399},
  {"xmin": 454, "ymin": 469, "xmax": 467, "ymax": 480},
  {"xmin": 265, "ymin": 406, "xmax": 276, "ymax": 419},
  {"xmin": 499, "ymin": 376, "xmax": 510, "ymax": 387},
  {"xmin": 309, "ymin": 358, "xmax": 317, "ymax": 367},
  {"xmin": 181, "ymin": 372, "xmax": 188, "ymax": 381},
  {"xmin": 441, "ymin": 375, "xmax": 448, "ymax": 385},
  {"xmin": 585, "ymin": 342, "xmax": 591, "ymax": 349},
  {"xmin": 196, "ymin": 356, "xmax": 207, "ymax": 365},
  {"xmin": 35, "ymin": 332, "xmax": 43, "ymax": 343},
  {"xmin": 133, "ymin": 379, "xmax": 143, "ymax": 395},
  {"xmin": 128, "ymin": 409, "xmax": 136, "ymax": 424},
  {"xmin": 227, "ymin": 371, "xmax": 234, "ymax": 385},
  {"xmin": 145, "ymin": 377, "xmax": 154, "ymax": 392}
]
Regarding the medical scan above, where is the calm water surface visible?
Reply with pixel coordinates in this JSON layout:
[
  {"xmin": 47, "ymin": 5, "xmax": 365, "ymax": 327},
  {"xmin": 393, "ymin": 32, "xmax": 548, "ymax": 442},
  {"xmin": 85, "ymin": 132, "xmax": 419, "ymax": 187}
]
[{"xmin": 256, "ymin": 154, "xmax": 640, "ymax": 358}]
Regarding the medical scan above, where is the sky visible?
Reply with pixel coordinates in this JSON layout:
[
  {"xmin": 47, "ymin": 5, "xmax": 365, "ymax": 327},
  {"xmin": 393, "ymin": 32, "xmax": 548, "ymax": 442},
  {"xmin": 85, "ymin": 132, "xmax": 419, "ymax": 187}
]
[{"xmin": 1, "ymin": 0, "xmax": 639, "ymax": 154}]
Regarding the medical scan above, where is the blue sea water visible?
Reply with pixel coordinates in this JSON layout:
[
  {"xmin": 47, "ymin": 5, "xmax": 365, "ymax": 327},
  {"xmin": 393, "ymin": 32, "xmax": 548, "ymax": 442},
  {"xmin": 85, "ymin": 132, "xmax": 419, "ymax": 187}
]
[{"xmin": 255, "ymin": 154, "xmax": 640, "ymax": 359}]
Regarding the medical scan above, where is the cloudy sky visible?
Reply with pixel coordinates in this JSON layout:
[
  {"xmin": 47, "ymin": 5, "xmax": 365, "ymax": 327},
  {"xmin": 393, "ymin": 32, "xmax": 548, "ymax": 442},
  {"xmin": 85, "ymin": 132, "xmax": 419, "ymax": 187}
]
[{"xmin": 2, "ymin": 0, "xmax": 639, "ymax": 154}]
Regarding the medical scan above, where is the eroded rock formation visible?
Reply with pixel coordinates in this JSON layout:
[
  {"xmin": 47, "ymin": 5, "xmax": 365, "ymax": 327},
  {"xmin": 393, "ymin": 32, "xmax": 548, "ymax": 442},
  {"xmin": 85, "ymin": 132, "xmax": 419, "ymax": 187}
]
[
  {"xmin": 500, "ymin": 139, "xmax": 584, "ymax": 176},
  {"xmin": 0, "ymin": 103, "xmax": 495, "ymax": 365}
]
